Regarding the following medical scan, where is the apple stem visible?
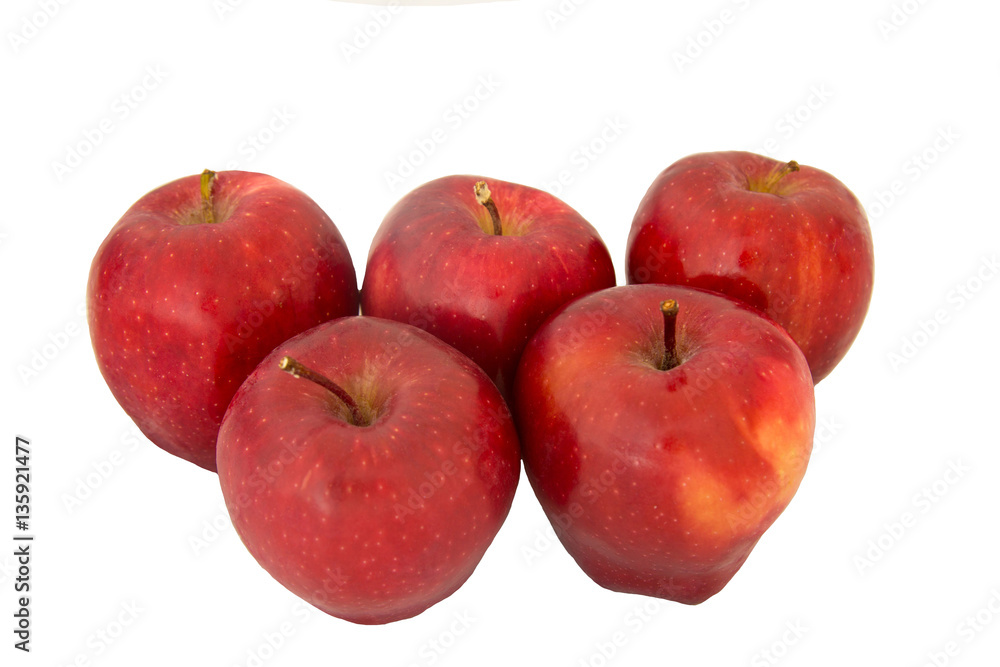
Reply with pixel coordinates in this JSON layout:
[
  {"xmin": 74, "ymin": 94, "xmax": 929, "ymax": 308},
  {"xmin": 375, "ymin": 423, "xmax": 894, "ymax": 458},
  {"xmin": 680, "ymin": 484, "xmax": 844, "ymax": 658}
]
[
  {"xmin": 660, "ymin": 299, "xmax": 679, "ymax": 371},
  {"xmin": 474, "ymin": 181, "xmax": 503, "ymax": 236},
  {"xmin": 761, "ymin": 160, "xmax": 800, "ymax": 191},
  {"xmin": 279, "ymin": 356, "xmax": 365, "ymax": 426},
  {"xmin": 200, "ymin": 169, "xmax": 217, "ymax": 225}
]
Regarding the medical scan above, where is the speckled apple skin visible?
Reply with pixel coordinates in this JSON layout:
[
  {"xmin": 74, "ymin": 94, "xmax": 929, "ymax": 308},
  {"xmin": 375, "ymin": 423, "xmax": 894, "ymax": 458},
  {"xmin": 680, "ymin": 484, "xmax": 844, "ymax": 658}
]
[
  {"xmin": 217, "ymin": 317, "xmax": 520, "ymax": 625},
  {"xmin": 626, "ymin": 151, "xmax": 874, "ymax": 383},
  {"xmin": 514, "ymin": 285, "xmax": 815, "ymax": 604},
  {"xmin": 361, "ymin": 175, "xmax": 616, "ymax": 400},
  {"xmin": 87, "ymin": 171, "xmax": 359, "ymax": 471}
]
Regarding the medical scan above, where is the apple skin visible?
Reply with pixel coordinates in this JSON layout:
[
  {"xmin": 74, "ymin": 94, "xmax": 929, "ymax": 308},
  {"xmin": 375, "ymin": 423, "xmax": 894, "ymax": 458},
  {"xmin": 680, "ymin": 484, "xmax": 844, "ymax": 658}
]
[
  {"xmin": 87, "ymin": 171, "xmax": 359, "ymax": 471},
  {"xmin": 626, "ymin": 151, "xmax": 874, "ymax": 383},
  {"xmin": 361, "ymin": 175, "xmax": 616, "ymax": 399},
  {"xmin": 514, "ymin": 285, "xmax": 815, "ymax": 604},
  {"xmin": 217, "ymin": 317, "xmax": 520, "ymax": 625}
]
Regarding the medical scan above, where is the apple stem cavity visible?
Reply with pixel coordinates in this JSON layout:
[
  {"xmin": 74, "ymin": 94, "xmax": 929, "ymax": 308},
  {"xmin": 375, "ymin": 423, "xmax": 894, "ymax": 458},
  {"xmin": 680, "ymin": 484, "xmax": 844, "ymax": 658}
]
[
  {"xmin": 279, "ymin": 356, "xmax": 366, "ymax": 426},
  {"xmin": 474, "ymin": 181, "xmax": 503, "ymax": 236},
  {"xmin": 660, "ymin": 299, "xmax": 680, "ymax": 371},
  {"xmin": 200, "ymin": 169, "xmax": 218, "ymax": 225}
]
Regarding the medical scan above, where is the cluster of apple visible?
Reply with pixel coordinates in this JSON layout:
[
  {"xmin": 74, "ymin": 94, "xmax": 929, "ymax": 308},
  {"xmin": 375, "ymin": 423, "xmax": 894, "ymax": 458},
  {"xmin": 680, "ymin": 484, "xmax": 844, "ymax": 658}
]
[{"xmin": 86, "ymin": 151, "xmax": 874, "ymax": 625}]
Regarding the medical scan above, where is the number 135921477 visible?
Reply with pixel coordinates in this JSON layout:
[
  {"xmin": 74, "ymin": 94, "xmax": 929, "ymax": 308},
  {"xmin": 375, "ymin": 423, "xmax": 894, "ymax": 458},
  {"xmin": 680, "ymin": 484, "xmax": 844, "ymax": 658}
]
[{"xmin": 14, "ymin": 435, "xmax": 32, "ymax": 653}]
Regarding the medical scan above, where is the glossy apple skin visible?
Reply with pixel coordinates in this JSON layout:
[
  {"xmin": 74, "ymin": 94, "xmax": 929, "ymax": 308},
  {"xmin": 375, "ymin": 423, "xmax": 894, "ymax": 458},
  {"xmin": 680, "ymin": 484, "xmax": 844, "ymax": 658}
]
[
  {"xmin": 626, "ymin": 151, "xmax": 874, "ymax": 383},
  {"xmin": 217, "ymin": 317, "xmax": 520, "ymax": 625},
  {"xmin": 87, "ymin": 171, "xmax": 359, "ymax": 471},
  {"xmin": 515, "ymin": 285, "xmax": 815, "ymax": 604},
  {"xmin": 361, "ymin": 175, "xmax": 616, "ymax": 399}
]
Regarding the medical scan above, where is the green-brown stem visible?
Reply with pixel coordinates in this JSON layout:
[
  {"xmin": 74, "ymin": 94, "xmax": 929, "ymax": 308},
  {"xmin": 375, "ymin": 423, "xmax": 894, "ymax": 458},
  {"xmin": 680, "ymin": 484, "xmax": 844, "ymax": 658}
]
[
  {"xmin": 474, "ymin": 181, "xmax": 503, "ymax": 236},
  {"xmin": 759, "ymin": 160, "xmax": 800, "ymax": 192},
  {"xmin": 200, "ymin": 169, "xmax": 217, "ymax": 225},
  {"xmin": 660, "ymin": 299, "xmax": 679, "ymax": 371},
  {"xmin": 279, "ymin": 356, "xmax": 364, "ymax": 426}
]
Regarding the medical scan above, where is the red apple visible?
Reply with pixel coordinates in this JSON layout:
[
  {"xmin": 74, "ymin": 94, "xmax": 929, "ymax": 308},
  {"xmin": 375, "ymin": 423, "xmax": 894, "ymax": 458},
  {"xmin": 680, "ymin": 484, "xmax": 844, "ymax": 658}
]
[
  {"xmin": 216, "ymin": 316, "xmax": 520, "ymax": 625},
  {"xmin": 361, "ymin": 175, "xmax": 616, "ymax": 399},
  {"xmin": 626, "ymin": 151, "xmax": 874, "ymax": 382},
  {"xmin": 514, "ymin": 285, "xmax": 815, "ymax": 604},
  {"xmin": 87, "ymin": 170, "xmax": 359, "ymax": 471}
]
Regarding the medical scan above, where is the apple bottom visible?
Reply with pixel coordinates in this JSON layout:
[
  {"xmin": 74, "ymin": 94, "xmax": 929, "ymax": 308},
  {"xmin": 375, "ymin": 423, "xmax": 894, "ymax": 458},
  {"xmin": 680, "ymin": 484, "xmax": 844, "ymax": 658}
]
[
  {"xmin": 283, "ymin": 564, "xmax": 476, "ymax": 627},
  {"xmin": 227, "ymin": 463, "xmax": 511, "ymax": 627},
  {"xmin": 554, "ymin": 528, "xmax": 757, "ymax": 605}
]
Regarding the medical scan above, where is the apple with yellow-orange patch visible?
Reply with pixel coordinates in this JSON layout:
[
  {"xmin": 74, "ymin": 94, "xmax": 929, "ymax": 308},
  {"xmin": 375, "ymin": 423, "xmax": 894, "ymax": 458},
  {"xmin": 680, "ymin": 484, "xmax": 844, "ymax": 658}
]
[{"xmin": 513, "ymin": 284, "xmax": 815, "ymax": 604}]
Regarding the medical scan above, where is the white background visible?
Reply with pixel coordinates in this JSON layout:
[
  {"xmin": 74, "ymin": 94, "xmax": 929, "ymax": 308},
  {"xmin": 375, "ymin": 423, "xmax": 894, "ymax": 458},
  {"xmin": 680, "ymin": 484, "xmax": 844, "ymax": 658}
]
[{"xmin": 3, "ymin": 0, "xmax": 999, "ymax": 665}]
